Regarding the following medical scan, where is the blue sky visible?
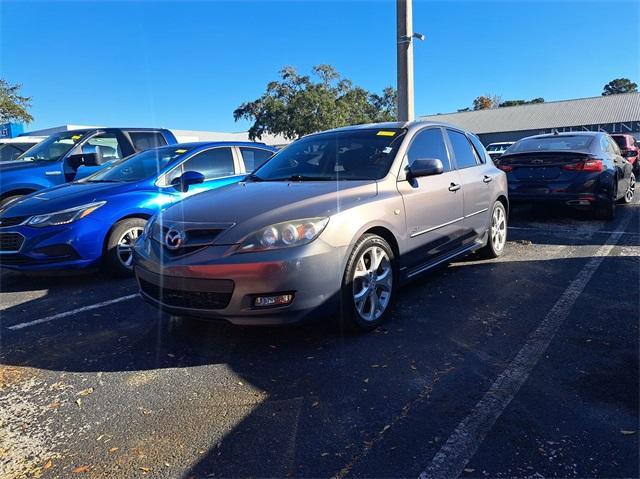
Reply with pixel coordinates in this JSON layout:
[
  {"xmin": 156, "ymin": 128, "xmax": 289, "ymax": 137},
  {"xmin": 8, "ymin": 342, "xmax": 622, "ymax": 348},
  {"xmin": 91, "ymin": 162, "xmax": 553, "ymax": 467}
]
[{"xmin": 1, "ymin": 0, "xmax": 638, "ymax": 133}]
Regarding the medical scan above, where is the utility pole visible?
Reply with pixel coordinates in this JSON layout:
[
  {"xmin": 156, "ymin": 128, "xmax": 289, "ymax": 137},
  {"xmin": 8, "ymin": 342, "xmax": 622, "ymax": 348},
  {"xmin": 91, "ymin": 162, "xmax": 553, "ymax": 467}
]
[{"xmin": 396, "ymin": 0, "xmax": 414, "ymax": 122}]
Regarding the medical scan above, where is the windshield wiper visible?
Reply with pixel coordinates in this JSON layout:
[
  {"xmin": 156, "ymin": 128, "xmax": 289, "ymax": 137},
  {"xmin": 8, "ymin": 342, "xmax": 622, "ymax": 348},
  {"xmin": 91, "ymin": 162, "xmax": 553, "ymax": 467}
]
[
  {"xmin": 244, "ymin": 173, "xmax": 264, "ymax": 182},
  {"xmin": 278, "ymin": 175, "xmax": 334, "ymax": 181}
]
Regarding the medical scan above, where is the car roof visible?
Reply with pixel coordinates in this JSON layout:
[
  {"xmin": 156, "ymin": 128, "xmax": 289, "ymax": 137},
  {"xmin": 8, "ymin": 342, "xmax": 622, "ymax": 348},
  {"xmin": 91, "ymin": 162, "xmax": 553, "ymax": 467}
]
[
  {"xmin": 518, "ymin": 131, "xmax": 602, "ymax": 141},
  {"xmin": 308, "ymin": 120, "xmax": 467, "ymax": 136},
  {"xmin": 165, "ymin": 141, "xmax": 273, "ymax": 150},
  {"xmin": 487, "ymin": 141, "xmax": 514, "ymax": 145}
]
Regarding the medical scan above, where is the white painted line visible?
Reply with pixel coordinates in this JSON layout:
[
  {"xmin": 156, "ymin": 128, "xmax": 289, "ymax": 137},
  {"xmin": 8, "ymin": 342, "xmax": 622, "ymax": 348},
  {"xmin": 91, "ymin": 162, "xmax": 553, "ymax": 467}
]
[
  {"xmin": 419, "ymin": 212, "xmax": 633, "ymax": 479},
  {"xmin": 508, "ymin": 225, "xmax": 638, "ymax": 235},
  {"xmin": 7, "ymin": 294, "xmax": 138, "ymax": 331}
]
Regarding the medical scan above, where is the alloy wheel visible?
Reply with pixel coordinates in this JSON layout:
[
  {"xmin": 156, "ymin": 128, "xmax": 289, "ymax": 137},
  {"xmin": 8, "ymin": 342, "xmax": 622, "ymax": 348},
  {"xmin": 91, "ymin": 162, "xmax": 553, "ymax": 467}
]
[
  {"xmin": 491, "ymin": 205, "xmax": 507, "ymax": 252},
  {"xmin": 625, "ymin": 174, "xmax": 636, "ymax": 202},
  {"xmin": 352, "ymin": 246, "xmax": 393, "ymax": 322},
  {"xmin": 116, "ymin": 227, "xmax": 144, "ymax": 269}
]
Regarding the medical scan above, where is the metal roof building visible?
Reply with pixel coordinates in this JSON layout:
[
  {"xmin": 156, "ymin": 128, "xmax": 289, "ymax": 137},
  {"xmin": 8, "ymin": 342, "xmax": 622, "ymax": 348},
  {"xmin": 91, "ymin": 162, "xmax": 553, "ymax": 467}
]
[{"xmin": 420, "ymin": 92, "xmax": 640, "ymax": 145}]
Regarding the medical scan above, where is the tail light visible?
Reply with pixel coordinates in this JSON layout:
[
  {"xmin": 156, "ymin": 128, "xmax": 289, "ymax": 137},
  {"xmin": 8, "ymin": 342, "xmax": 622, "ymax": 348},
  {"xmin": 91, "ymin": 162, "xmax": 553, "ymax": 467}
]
[
  {"xmin": 562, "ymin": 159, "xmax": 604, "ymax": 172},
  {"xmin": 497, "ymin": 164, "xmax": 514, "ymax": 172}
]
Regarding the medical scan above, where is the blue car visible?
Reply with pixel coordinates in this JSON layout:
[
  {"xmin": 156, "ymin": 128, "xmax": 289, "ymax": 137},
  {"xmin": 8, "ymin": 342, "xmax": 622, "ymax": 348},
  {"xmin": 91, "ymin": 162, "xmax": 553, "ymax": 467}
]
[
  {"xmin": 0, "ymin": 127, "xmax": 177, "ymax": 209},
  {"xmin": 0, "ymin": 142, "xmax": 276, "ymax": 274}
]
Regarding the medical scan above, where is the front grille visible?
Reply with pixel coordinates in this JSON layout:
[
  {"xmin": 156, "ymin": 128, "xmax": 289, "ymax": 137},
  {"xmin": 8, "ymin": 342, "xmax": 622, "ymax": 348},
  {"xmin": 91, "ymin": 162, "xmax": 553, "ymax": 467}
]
[
  {"xmin": 139, "ymin": 278, "xmax": 232, "ymax": 310},
  {"xmin": 0, "ymin": 233, "xmax": 24, "ymax": 252},
  {"xmin": 0, "ymin": 216, "xmax": 27, "ymax": 228}
]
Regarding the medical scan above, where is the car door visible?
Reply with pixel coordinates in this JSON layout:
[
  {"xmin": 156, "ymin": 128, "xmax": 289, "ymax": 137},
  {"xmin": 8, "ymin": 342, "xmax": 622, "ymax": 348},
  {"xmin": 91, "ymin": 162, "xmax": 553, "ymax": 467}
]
[
  {"xmin": 446, "ymin": 129, "xmax": 493, "ymax": 244},
  {"xmin": 165, "ymin": 146, "xmax": 241, "ymax": 198},
  {"xmin": 606, "ymin": 136, "xmax": 631, "ymax": 197},
  {"xmin": 396, "ymin": 127, "xmax": 464, "ymax": 270}
]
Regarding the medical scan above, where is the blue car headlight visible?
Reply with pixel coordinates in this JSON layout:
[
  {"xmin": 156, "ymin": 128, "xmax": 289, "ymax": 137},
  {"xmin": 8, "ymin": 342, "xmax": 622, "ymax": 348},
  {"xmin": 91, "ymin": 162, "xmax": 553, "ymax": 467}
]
[{"xmin": 27, "ymin": 201, "xmax": 106, "ymax": 228}]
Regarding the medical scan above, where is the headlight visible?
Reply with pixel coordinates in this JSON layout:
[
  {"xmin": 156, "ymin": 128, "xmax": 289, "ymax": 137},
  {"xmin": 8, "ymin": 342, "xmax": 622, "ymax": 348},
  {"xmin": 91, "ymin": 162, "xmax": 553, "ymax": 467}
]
[
  {"xmin": 27, "ymin": 201, "xmax": 106, "ymax": 227},
  {"xmin": 237, "ymin": 217, "xmax": 329, "ymax": 253}
]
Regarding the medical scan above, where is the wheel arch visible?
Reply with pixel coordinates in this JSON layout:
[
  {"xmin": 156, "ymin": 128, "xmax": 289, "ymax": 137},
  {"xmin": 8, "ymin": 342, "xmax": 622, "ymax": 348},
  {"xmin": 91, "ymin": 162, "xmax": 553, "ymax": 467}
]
[
  {"xmin": 362, "ymin": 226, "xmax": 400, "ymax": 259},
  {"xmin": 0, "ymin": 188, "xmax": 39, "ymax": 200},
  {"xmin": 496, "ymin": 194, "xmax": 509, "ymax": 214},
  {"xmin": 101, "ymin": 213, "xmax": 152, "ymax": 255}
]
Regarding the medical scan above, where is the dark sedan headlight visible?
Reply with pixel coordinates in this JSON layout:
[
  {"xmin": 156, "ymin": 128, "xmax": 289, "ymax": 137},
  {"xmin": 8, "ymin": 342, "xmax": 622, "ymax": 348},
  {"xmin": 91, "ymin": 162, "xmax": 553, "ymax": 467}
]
[
  {"xmin": 27, "ymin": 201, "xmax": 106, "ymax": 227},
  {"xmin": 237, "ymin": 217, "xmax": 329, "ymax": 253}
]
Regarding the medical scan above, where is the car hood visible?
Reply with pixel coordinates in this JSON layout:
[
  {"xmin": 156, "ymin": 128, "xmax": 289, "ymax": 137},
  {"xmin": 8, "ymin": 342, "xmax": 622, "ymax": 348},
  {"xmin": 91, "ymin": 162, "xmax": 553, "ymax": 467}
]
[
  {"xmin": 0, "ymin": 182, "xmax": 134, "ymax": 217},
  {"xmin": 161, "ymin": 180, "xmax": 378, "ymax": 244}
]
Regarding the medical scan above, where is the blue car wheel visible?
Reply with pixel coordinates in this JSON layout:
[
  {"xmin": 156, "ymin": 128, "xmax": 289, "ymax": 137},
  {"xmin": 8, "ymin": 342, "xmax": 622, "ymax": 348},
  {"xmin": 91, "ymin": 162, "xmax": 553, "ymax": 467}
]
[{"xmin": 105, "ymin": 217, "xmax": 147, "ymax": 276}]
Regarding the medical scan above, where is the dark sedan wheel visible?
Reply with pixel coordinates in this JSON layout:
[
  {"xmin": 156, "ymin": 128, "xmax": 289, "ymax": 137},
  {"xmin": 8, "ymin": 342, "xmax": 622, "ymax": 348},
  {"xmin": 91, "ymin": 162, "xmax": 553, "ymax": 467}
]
[
  {"xmin": 105, "ymin": 218, "xmax": 147, "ymax": 276},
  {"xmin": 479, "ymin": 201, "xmax": 507, "ymax": 259},
  {"xmin": 341, "ymin": 234, "xmax": 396, "ymax": 331},
  {"xmin": 622, "ymin": 173, "xmax": 635, "ymax": 204}
]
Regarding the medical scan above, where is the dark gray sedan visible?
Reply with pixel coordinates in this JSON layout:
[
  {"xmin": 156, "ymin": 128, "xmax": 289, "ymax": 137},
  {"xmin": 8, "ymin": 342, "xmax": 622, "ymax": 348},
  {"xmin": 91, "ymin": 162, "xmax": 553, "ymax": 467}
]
[{"xmin": 134, "ymin": 121, "xmax": 508, "ymax": 331}]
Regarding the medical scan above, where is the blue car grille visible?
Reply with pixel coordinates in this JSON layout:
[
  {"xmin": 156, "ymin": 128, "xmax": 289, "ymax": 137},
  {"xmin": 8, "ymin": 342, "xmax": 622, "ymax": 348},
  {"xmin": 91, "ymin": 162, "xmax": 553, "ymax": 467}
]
[
  {"xmin": 0, "ymin": 216, "xmax": 28, "ymax": 227},
  {"xmin": 139, "ymin": 278, "xmax": 233, "ymax": 310},
  {"xmin": 0, "ymin": 233, "xmax": 24, "ymax": 252}
]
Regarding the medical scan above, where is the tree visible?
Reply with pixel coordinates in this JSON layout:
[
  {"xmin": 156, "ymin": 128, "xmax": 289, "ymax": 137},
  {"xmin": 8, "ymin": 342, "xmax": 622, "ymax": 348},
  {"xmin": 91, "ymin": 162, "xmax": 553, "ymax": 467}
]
[
  {"xmin": 473, "ymin": 95, "xmax": 501, "ymax": 110},
  {"xmin": 602, "ymin": 78, "xmax": 638, "ymax": 96},
  {"xmin": 233, "ymin": 65, "xmax": 397, "ymax": 140},
  {"xmin": 499, "ymin": 97, "xmax": 545, "ymax": 107},
  {"xmin": 0, "ymin": 79, "xmax": 33, "ymax": 124}
]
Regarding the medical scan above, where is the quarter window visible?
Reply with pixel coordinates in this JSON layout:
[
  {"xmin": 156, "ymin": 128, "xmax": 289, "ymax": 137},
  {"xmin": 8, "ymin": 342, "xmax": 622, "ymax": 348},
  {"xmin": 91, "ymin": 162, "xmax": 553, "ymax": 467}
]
[
  {"xmin": 447, "ymin": 130, "xmax": 480, "ymax": 169},
  {"xmin": 406, "ymin": 128, "xmax": 450, "ymax": 172},
  {"xmin": 467, "ymin": 134, "xmax": 488, "ymax": 163},
  {"xmin": 239, "ymin": 147, "xmax": 274, "ymax": 172},
  {"xmin": 129, "ymin": 132, "xmax": 168, "ymax": 151},
  {"xmin": 170, "ymin": 147, "xmax": 235, "ymax": 181}
]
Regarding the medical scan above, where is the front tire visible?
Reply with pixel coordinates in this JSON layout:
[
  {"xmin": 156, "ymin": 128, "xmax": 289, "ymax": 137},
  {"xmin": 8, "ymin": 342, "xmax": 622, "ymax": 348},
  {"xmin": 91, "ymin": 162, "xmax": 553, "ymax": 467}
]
[
  {"xmin": 341, "ymin": 234, "xmax": 396, "ymax": 332},
  {"xmin": 479, "ymin": 201, "xmax": 507, "ymax": 258},
  {"xmin": 0, "ymin": 195, "xmax": 25, "ymax": 210},
  {"xmin": 105, "ymin": 218, "xmax": 147, "ymax": 276}
]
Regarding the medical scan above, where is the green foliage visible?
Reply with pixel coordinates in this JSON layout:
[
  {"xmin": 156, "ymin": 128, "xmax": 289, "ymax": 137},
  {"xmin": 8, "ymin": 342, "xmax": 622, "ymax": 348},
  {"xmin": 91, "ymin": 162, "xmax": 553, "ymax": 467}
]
[
  {"xmin": 499, "ymin": 97, "xmax": 545, "ymax": 107},
  {"xmin": 234, "ymin": 65, "xmax": 397, "ymax": 140},
  {"xmin": 0, "ymin": 79, "xmax": 33, "ymax": 124},
  {"xmin": 602, "ymin": 78, "xmax": 638, "ymax": 96}
]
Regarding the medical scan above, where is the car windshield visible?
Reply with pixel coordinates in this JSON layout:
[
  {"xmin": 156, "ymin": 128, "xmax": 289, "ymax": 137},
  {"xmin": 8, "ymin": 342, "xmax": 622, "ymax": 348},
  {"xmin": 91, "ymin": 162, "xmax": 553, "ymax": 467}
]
[
  {"xmin": 83, "ymin": 146, "xmax": 194, "ymax": 183},
  {"xmin": 17, "ymin": 131, "xmax": 87, "ymax": 162},
  {"xmin": 250, "ymin": 128, "xmax": 406, "ymax": 181},
  {"xmin": 510, "ymin": 135, "xmax": 593, "ymax": 153},
  {"xmin": 611, "ymin": 136, "xmax": 627, "ymax": 149}
]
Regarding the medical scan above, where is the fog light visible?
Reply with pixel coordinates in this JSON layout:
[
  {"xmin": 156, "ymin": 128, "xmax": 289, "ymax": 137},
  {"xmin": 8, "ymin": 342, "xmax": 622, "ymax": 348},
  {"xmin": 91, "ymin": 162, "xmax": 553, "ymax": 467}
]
[{"xmin": 254, "ymin": 294, "xmax": 294, "ymax": 308}]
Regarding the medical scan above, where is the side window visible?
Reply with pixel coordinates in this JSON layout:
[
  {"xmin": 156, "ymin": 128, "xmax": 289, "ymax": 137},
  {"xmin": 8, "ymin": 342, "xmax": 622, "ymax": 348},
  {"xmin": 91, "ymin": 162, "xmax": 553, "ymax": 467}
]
[
  {"xmin": 406, "ymin": 128, "xmax": 450, "ymax": 172},
  {"xmin": 174, "ymin": 147, "xmax": 235, "ymax": 180},
  {"xmin": 240, "ymin": 147, "xmax": 274, "ymax": 172},
  {"xmin": 129, "ymin": 132, "xmax": 167, "ymax": 151},
  {"xmin": 608, "ymin": 137, "xmax": 620, "ymax": 155},
  {"xmin": 447, "ymin": 130, "xmax": 480, "ymax": 169},
  {"xmin": 600, "ymin": 136, "xmax": 609, "ymax": 154},
  {"xmin": 82, "ymin": 133, "xmax": 123, "ymax": 163},
  {"xmin": 467, "ymin": 134, "xmax": 488, "ymax": 164},
  {"xmin": 0, "ymin": 145, "xmax": 23, "ymax": 162}
]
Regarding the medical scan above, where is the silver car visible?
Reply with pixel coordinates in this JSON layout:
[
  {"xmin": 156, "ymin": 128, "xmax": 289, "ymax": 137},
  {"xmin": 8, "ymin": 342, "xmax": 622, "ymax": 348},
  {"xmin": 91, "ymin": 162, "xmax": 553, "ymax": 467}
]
[{"xmin": 134, "ymin": 122, "xmax": 508, "ymax": 331}]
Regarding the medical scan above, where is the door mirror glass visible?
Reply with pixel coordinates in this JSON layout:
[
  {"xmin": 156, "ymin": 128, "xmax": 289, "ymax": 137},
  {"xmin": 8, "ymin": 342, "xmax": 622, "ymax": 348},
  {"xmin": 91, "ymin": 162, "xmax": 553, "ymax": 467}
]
[
  {"xmin": 407, "ymin": 158, "xmax": 444, "ymax": 179},
  {"xmin": 171, "ymin": 170, "xmax": 205, "ymax": 192},
  {"xmin": 624, "ymin": 150, "xmax": 637, "ymax": 158}
]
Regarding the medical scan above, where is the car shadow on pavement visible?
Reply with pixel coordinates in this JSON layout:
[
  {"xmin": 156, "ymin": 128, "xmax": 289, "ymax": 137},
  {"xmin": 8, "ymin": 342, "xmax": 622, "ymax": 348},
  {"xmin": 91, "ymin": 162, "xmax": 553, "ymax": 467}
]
[{"xmin": 0, "ymin": 247, "xmax": 638, "ymax": 477}]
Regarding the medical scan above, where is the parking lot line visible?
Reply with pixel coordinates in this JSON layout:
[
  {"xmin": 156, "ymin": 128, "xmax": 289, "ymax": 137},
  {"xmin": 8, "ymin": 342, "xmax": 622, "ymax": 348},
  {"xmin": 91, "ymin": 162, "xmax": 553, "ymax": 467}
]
[
  {"xmin": 419, "ymin": 212, "xmax": 633, "ymax": 479},
  {"xmin": 7, "ymin": 294, "xmax": 138, "ymax": 331}
]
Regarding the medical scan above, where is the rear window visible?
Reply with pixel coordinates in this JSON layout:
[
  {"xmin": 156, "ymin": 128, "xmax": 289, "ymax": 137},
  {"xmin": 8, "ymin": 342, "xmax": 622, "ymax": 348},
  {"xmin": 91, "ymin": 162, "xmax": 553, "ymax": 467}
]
[
  {"xmin": 510, "ymin": 135, "xmax": 593, "ymax": 153},
  {"xmin": 611, "ymin": 136, "xmax": 627, "ymax": 149},
  {"xmin": 129, "ymin": 131, "xmax": 168, "ymax": 151}
]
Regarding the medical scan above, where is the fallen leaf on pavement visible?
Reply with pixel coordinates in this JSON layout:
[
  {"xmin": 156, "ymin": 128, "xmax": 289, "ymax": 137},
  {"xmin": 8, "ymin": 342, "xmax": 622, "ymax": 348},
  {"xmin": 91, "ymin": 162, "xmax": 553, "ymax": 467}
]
[
  {"xmin": 108, "ymin": 447, "xmax": 119, "ymax": 453},
  {"xmin": 43, "ymin": 459, "xmax": 53, "ymax": 469},
  {"xmin": 75, "ymin": 399, "xmax": 82, "ymax": 407},
  {"xmin": 72, "ymin": 465, "xmax": 90, "ymax": 473},
  {"xmin": 77, "ymin": 387, "xmax": 94, "ymax": 397},
  {"xmin": 140, "ymin": 466, "xmax": 151, "ymax": 473}
]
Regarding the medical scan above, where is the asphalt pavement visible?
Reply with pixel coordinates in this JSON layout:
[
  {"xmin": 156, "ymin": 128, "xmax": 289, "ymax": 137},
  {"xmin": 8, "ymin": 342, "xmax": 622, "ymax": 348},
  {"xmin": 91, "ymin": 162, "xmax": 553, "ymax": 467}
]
[{"xmin": 1, "ymin": 201, "xmax": 638, "ymax": 479}]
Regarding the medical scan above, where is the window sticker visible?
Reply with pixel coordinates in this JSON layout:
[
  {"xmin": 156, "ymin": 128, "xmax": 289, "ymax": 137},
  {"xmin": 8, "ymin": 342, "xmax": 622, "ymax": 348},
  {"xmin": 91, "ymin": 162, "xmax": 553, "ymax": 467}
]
[
  {"xmin": 376, "ymin": 131, "xmax": 396, "ymax": 137},
  {"xmin": 175, "ymin": 149, "xmax": 187, "ymax": 154},
  {"xmin": 382, "ymin": 147, "xmax": 393, "ymax": 154},
  {"xmin": 71, "ymin": 135, "xmax": 83, "ymax": 141}
]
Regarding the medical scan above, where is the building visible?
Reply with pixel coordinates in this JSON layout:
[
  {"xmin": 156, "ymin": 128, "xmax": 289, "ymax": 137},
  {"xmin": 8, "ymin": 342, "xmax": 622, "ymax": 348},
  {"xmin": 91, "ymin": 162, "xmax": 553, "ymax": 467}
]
[
  {"xmin": 20, "ymin": 124, "xmax": 289, "ymax": 148},
  {"xmin": 420, "ymin": 92, "xmax": 640, "ymax": 145}
]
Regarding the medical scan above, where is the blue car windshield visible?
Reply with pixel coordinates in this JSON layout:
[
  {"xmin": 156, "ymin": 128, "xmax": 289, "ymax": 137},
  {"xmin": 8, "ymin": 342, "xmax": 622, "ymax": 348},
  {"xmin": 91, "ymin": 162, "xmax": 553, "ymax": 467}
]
[
  {"xmin": 84, "ymin": 146, "xmax": 193, "ymax": 183},
  {"xmin": 17, "ymin": 131, "xmax": 87, "ymax": 162},
  {"xmin": 251, "ymin": 128, "xmax": 407, "ymax": 181}
]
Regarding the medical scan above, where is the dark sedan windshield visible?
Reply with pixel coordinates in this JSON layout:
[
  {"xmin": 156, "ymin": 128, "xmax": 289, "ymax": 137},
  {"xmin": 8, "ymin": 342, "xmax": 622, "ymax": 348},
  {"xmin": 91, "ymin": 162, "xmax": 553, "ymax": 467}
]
[
  {"xmin": 510, "ymin": 135, "xmax": 594, "ymax": 153},
  {"xmin": 251, "ymin": 128, "xmax": 406, "ymax": 181},
  {"xmin": 17, "ymin": 131, "xmax": 87, "ymax": 162},
  {"xmin": 84, "ymin": 146, "xmax": 193, "ymax": 183}
]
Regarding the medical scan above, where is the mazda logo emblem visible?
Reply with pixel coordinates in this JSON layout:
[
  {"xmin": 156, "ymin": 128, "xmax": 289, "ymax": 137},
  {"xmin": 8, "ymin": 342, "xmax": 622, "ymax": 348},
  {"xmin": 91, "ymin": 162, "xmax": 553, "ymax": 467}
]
[{"xmin": 165, "ymin": 228, "xmax": 185, "ymax": 250}]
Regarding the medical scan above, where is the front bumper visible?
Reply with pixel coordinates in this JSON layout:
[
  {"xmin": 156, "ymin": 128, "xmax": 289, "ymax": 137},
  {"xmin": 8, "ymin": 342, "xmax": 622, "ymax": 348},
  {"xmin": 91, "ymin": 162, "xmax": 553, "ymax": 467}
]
[
  {"xmin": 133, "ymin": 238, "xmax": 348, "ymax": 325},
  {"xmin": 0, "ymin": 219, "xmax": 108, "ymax": 271}
]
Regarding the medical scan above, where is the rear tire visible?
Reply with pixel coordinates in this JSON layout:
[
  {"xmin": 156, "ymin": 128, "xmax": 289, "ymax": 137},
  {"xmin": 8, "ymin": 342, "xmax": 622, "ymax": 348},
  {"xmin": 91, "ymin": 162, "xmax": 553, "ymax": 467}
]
[
  {"xmin": 105, "ymin": 218, "xmax": 147, "ymax": 276},
  {"xmin": 595, "ymin": 184, "xmax": 617, "ymax": 220},
  {"xmin": 479, "ymin": 201, "xmax": 507, "ymax": 259},
  {"xmin": 340, "ymin": 234, "xmax": 397, "ymax": 332}
]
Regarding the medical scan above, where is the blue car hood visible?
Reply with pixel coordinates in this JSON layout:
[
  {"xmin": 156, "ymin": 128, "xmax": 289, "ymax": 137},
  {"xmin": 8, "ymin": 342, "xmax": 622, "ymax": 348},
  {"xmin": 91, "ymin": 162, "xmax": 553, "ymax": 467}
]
[{"xmin": 2, "ymin": 182, "xmax": 134, "ymax": 216}]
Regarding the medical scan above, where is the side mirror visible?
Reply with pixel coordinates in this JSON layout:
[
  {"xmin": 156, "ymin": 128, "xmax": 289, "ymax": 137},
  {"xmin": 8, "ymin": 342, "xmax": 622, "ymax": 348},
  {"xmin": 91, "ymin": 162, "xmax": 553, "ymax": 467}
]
[
  {"xmin": 406, "ymin": 158, "xmax": 444, "ymax": 180},
  {"xmin": 171, "ymin": 170, "xmax": 205, "ymax": 192},
  {"xmin": 624, "ymin": 150, "xmax": 638, "ymax": 158}
]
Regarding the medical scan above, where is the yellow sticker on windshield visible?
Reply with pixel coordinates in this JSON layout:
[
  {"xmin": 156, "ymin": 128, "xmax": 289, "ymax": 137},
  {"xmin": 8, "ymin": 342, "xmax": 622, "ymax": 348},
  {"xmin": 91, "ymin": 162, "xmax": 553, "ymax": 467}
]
[
  {"xmin": 376, "ymin": 131, "xmax": 396, "ymax": 137},
  {"xmin": 71, "ymin": 135, "xmax": 82, "ymax": 141},
  {"xmin": 175, "ymin": 149, "xmax": 187, "ymax": 154}
]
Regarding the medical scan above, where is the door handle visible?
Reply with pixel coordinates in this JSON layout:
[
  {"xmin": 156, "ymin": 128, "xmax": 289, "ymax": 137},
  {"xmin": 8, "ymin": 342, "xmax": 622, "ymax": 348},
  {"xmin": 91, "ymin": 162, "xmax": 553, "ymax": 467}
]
[
  {"xmin": 448, "ymin": 182, "xmax": 461, "ymax": 192},
  {"xmin": 483, "ymin": 175, "xmax": 493, "ymax": 183},
  {"xmin": 45, "ymin": 171, "xmax": 62, "ymax": 176}
]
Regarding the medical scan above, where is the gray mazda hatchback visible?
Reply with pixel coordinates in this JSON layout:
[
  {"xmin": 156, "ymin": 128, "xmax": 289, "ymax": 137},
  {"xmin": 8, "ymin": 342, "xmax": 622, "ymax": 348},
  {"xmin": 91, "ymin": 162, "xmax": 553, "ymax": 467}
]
[{"xmin": 134, "ymin": 122, "xmax": 508, "ymax": 331}]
